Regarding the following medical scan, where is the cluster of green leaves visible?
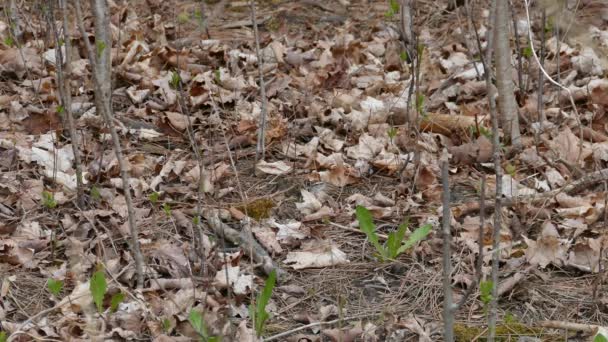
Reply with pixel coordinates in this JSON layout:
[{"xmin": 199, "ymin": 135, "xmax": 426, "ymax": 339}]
[
  {"xmin": 385, "ymin": 0, "xmax": 400, "ymax": 18},
  {"xmin": 479, "ymin": 280, "xmax": 493, "ymax": 312},
  {"xmin": 249, "ymin": 270, "xmax": 277, "ymax": 337},
  {"xmin": 42, "ymin": 191, "xmax": 57, "ymax": 209},
  {"xmin": 355, "ymin": 206, "xmax": 432, "ymax": 261},
  {"xmin": 188, "ymin": 310, "xmax": 221, "ymax": 341}
]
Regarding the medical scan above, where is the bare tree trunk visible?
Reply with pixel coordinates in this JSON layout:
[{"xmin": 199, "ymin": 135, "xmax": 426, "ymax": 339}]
[{"xmin": 494, "ymin": 0, "xmax": 521, "ymax": 149}]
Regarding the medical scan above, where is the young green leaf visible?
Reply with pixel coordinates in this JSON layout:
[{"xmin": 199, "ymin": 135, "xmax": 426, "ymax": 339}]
[
  {"xmin": 42, "ymin": 191, "xmax": 57, "ymax": 209},
  {"xmin": 110, "ymin": 292, "xmax": 125, "ymax": 312},
  {"xmin": 47, "ymin": 278, "xmax": 63, "ymax": 296},
  {"xmin": 355, "ymin": 206, "xmax": 383, "ymax": 254},
  {"xmin": 397, "ymin": 223, "xmax": 432, "ymax": 254},
  {"xmin": 162, "ymin": 203, "xmax": 172, "ymax": 216},
  {"xmin": 594, "ymin": 334, "xmax": 608, "ymax": 342},
  {"xmin": 90, "ymin": 270, "xmax": 107, "ymax": 313},
  {"xmin": 4, "ymin": 36, "xmax": 14, "ymax": 47},
  {"xmin": 399, "ymin": 51, "xmax": 408, "ymax": 62},
  {"xmin": 479, "ymin": 280, "xmax": 493, "ymax": 306},
  {"xmin": 162, "ymin": 317, "xmax": 172, "ymax": 333},
  {"xmin": 96, "ymin": 41, "xmax": 106, "ymax": 58},
  {"xmin": 189, "ymin": 309, "xmax": 205, "ymax": 336},
  {"xmin": 250, "ymin": 270, "xmax": 277, "ymax": 336},
  {"xmin": 388, "ymin": 222, "xmax": 409, "ymax": 258},
  {"xmin": 90, "ymin": 186, "xmax": 101, "ymax": 201},
  {"xmin": 149, "ymin": 191, "xmax": 160, "ymax": 204},
  {"xmin": 522, "ymin": 45, "xmax": 533, "ymax": 59}
]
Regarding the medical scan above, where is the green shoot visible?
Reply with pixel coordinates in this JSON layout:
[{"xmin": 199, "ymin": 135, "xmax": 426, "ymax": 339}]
[
  {"xmin": 522, "ymin": 44, "xmax": 533, "ymax": 59},
  {"xmin": 96, "ymin": 41, "xmax": 106, "ymax": 58},
  {"xmin": 387, "ymin": 126, "xmax": 398, "ymax": 141},
  {"xmin": 47, "ymin": 278, "xmax": 63, "ymax": 297},
  {"xmin": 189, "ymin": 309, "xmax": 221, "ymax": 341},
  {"xmin": 42, "ymin": 191, "xmax": 57, "ymax": 209},
  {"xmin": 250, "ymin": 270, "xmax": 277, "ymax": 337},
  {"xmin": 162, "ymin": 318, "xmax": 172, "ymax": 333},
  {"xmin": 385, "ymin": 0, "xmax": 400, "ymax": 18},
  {"xmin": 416, "ymin": 93, "xmax": 425, "ymax": 116},
  {"xmin": 90, "ymin": 186, "xmax": 101, "ymax": 201},
  {"xmin": 90, "ymin": 269, "xmax": 107, "ymax": 313},
  {"xmin": 192, "ymin": 215, "xmax": 200, "ymax": 225},
  {"xmin": 479, "ymin": 280, "xmax": 493, "ymax": 311},
  {"xmin": 177, "ymin": 12, "xmax": 190, "ymax": 24},
  {"xmin": 170, "ymin": 71, "xmax": 181, "ymax": 89},
  {"xmin": 356, "ymin": 206, "xmax": 431, "ymax": 261},
  {"xmin": 162, "ymin": 202, "xmax": 172, "ymax": 217},
  {"xmin": 594, "ymin": 334, "xmax": 608, "ymax": 342},
  {"xmin": 0, "ymin": 331, "xmax": 6, "ymax": 342},
  {"xmin": 399, "ymin": 51, "xmax": 408, "ymax": 62},
  {"xmin": 4, "ymin": 36, "xmax": 14, "ymax": 47},
  {"xmin": 149, "ymin": 191, "xmax": 160, "ymax": 204},
  {"xmin": 110, "ymin": 292, "xmax": 125, "ymax": 312}
]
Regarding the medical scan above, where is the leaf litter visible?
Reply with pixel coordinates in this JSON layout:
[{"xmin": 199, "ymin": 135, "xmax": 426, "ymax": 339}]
[{"xmin": 2, "ymin": 0, "xmax": 608, "ymax": 340}]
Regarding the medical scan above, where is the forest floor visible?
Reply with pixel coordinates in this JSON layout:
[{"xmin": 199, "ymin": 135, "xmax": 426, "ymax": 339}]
[{"xmin": 2, "ymin": 0, "xmax": 608, "ymax": 341}]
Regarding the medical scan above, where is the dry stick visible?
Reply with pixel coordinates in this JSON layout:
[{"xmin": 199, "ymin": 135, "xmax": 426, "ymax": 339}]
[
  {"xmin": 522, "ymin": 0, "xmax": 583, "ymax": 164},
  {"xmin": 250, "ymin": 0, "xmax": 269, "ymax": 161},
  {"xmin": 440, "ymin": 149, "xmax": 454, "ymax": 342},
  {"xmin": 509, "ymin": 0, "xmax": 525, "ymax": 97},
  {"xmin": 74, "ymin": 0, "xmax": 144, "ymax": 288},
  {"xmin": 537, "ymin": 8, "xmax": 547, "ymax": 126},
  {"xmin": 485, "ymin": 0, "xmax": 502, "ymax": 340},
  {"xmin": 49, "ymin": 0, "xmax": 85, "ymax": 208},
  {"xmin": 263, "ymin": 313, "xmax": 372, "ymax": 342}
]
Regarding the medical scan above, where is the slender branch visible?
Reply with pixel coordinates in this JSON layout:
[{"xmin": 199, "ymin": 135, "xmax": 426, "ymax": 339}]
[
  {"xmin": 74, "ymin": 0, "xmax": 145, "ymax": 287},
  {"xmin": 440, "ymin": 149, "xmax": 454, "ymax": 341},
  {"xmin": 250, "ymin": 0, "xmax": 269, "ymax": 161}
]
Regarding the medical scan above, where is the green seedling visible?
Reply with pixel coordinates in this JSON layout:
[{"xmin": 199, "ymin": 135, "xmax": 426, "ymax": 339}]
[
  {"xmin": 47, "ymin": 278, "xmax": 63, "ymax": 297},
  {"xmin": 162, "ymin": 317, "xmax": 172, "ymax": 333},
  {"xmin": 96, "ymin": 41, "xmax": 106, "ymax": 58},
  {"xmin": 250, "ymin": 270, "xmax": 277, "ymax": 337},
  {"xmin": 387, "ymin": 126, "xmax": 398, "ymax": 141},
  {"xmin": 189, "ymin": 309, "xmax": 221, "ymax": 341},
  {"xmin": 193, "ymin": 215, "xmax": 200, "ymax": 225},
  {"xmin": 90, "ymin": 268, "xmax": 107, "ymax": 313},
  {"xmin": 0, "ymin": 331, "xmax": 6, "ymax": 342},
  {"xmin": 4, "ymin": 36, "xmax": 14, "ymax": 47},
  {"xmin": 522, "ymin": 44, "xmax": 533, "ymax": 59},
  {"xmin": 385, "ymin": 0, "xmax": 400, "ymax": 18},
  {"xmin": 170, "ymin": 71, "xmax": 181, "ymax": 89},
  {"xmin": 479, "ymin": 280, "xmax": 493, "ymax": 312},
  {"xmin": 356, "ymin": 206, "xmax": 432, "ymax": 261},
  {"xmin": 149, "ymin": 191, "xmax": 160, "ymax": 204},
  {"xmin": 594, "ymin": 334, "xmax": 608, "ymax": 342},
  {"xmin": 505, "ymin": 163, "xmax": 516, "ymax": 177},
  {"xmin": 177, "ymin": 12, "xmax": 190, "ymax": 24},
  {"xmin": 399, "ymin": 51, "xmax": 408, "ymax": 62},
  {"xmin": 416, "ymin": 93, "xmax": 426, "ymax": 116},
  {"xmin": 90, "ymin": 186, "xmax": 101, "ymax": 201},
  {"xmin": 110, "ymin": 292, "xmax": 125, "ymax": 312},
  {"xmin": 42, "ymin": 191, "xmax": 57, "ymax": 209},
  {"xmin": 214, "ymin": 69, "xmax": 221, "ymax": 84},
  {"xmin": 162, "ymin": 203, "xmax": 172, "ymax": 217}
]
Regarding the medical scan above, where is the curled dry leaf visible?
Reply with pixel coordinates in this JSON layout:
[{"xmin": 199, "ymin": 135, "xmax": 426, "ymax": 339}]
[{"xmin": 284, "ymin": 241, "xmax": 349, "ymax": 269}]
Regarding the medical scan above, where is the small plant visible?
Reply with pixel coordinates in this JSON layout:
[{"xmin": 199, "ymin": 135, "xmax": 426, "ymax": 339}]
[
  {"xmin": 96, "ymin": 41, "xmax": 106, "ymax": 58},
  {"xmin": 149, "ymin": 191, "xmax": 160, "ymax": 204},
  {"xmin": 177, "ymin": 12, "xmax": 190, "ymax": 24},
  {"xmin": 170, "ymin": 71, "xmax": 181, "ymax": 89},
  {"xmin": 0, "ymin": 331, "xmax": 6, "ymax": 342},
  {"xmin": 3, "ymin": 36, "xmax": 14, "ymax": 47},
  {"xmin": 47, "ymin": 278, "xmax": 63, "ymax": 297},
  {"xmin": 522, "ymin": 44, "xmax": 533, "ymax": 59},
  {"xmin": 595, "ymin": 333, "xmax": 608, "ymax": 342},
  {"xmin": 189, "ymin": 309, "xmax": 221, "ymax": 341},
  {"xmin": 505, "ymin": 163, "xmax": 516, "ymax": 177},
  {"xmin": 416, "ymin": 93, "xmax": 426, "ymax": 116},
  {"xmin": 385, "ymin": 0, "xmax": 400, "ymax": 18},
  {"xmin": 110, "ymin": 292, "xmax": 125, "ymax": 312},
  {"xmin": 250, "ymin": 270, "xmax": 277, "ymax": 337},
  {"xmin": 90, "ymin": 186, "xmax": 101, "ymax": 201},
  {"xmin": 214, "ymin": 69, "xmax": 221, "ymax": 84},
  {"xmin": 387, "ymin": 126, "xmax": 398, "ymax": 141},
  {"xmin": 356, "ymin": 206, "xmax": 432, "ymax": 261},
  {"xmin": 90, "ymin": 267, "xmax": 107, "ymax": 313},
  {"xmin": 479, "ymin": 280, "xmax": 493, "ymax": 312},
  {"xmin": 42, "ymin": 191, "xmax": 57, "ymax": 209},
  {"xmin": 162, "ymin": 202, "xmax": 172, "ymax": 217},
  {"xmin": 192, "ymin": 215, "xmax": 200, "ymax": 225},
  {"xmin": 399, "ymin": 51, "xmax": 408, "ymax": 62},
  {"xmin": 162, "ymin": 317, "xmax": 172, "ymax": 333}
]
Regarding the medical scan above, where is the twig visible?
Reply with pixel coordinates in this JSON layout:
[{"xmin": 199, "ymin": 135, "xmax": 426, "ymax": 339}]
[
  {"xmin": 263, "ymin": 313, "xmax": 371, "ymax": 341},
  {"xmin": 74, "ymin": 0, "xmax": 145, "ymax": 287},
  {"xmin": 250, "ymin": 0, "xmax": 269, "ymax": 161},
  {"xmin": 440, "ymin": 149, "xmax": 454, "ymax": 341}
]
